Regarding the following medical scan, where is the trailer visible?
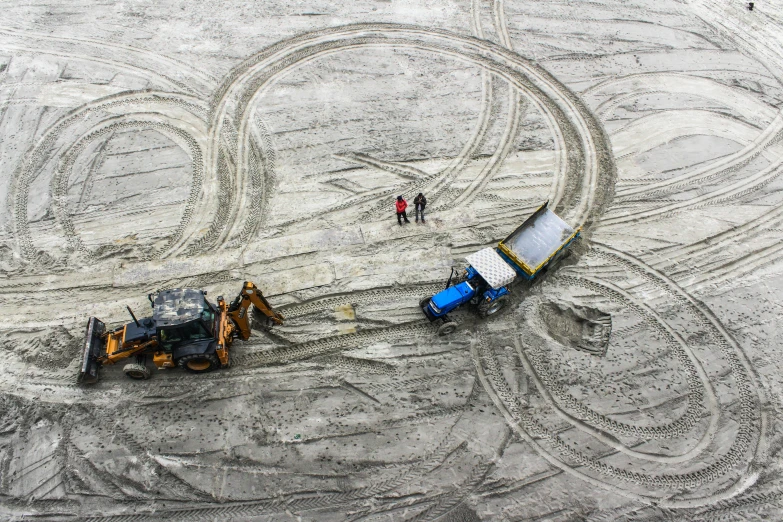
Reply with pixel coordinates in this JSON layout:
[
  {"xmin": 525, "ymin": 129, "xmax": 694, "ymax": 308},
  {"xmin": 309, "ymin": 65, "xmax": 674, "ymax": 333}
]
[{"xmin": 420, "ymin": 202, "xmax": 580, "ymax": 335}]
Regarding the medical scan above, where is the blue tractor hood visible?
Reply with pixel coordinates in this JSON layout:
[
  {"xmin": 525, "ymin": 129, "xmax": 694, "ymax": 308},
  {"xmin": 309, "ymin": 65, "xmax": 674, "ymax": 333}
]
[{"xmin": 430, "ymin": 282, "xmax": 475, "ymax": 315}]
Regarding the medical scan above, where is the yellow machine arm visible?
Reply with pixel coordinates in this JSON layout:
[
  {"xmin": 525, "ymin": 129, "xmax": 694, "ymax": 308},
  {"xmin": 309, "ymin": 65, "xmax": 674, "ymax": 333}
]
[{"xmin": 223, "ymin": 281, "xmax": 285, "ymax": 341}]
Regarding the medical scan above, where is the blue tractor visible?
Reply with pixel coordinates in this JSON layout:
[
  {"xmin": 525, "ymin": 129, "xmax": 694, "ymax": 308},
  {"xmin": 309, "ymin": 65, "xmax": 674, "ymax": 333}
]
[{"xmin": 420, "ymin": 202, "xmax": 581, "ymax": 335}]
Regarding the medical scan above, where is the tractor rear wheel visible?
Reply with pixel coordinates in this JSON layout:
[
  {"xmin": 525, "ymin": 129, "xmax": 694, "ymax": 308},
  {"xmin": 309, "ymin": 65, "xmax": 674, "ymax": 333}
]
[
  {"xmin": 478, "ymin": 295, "xmax": 509, "ymax": 318},
  {"xmin": 437, "ymin": 320, "xmax": 458, "ymax": 336},
  {"xmin": 178, "ymin": 353, "xmax": 220, "ymax": 373},
  {"xmin": 122, "ymin": 363, "xmax": 151, "ymax": 380}
]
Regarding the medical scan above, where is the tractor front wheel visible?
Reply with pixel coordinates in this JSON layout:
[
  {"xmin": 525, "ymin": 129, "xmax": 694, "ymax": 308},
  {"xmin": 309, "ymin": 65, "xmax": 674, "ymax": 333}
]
[
  {"xmin": 178, "ymin": 353, "xmax": 220, "ymax": 373},
  {"xmin": 122, "ymin": 363, "xmax": 151, "ymax": 380},
  {"xmin": 478, "ymin": 296, "xmax": 508, "ymax": 318},
  {"xmin": 437, "ymin": 320, "xmax": 458, "ymax": 336},
  {"xmin": 419, "ymin": 297, "xmax": 431, "ymax": 309}
]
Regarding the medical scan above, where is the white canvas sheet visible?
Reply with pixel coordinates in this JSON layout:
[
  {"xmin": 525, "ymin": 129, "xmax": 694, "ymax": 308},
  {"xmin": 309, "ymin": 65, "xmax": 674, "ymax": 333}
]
[{"xmin": 466, "ymin": 248, "xmax": 517, "ymax": 289}]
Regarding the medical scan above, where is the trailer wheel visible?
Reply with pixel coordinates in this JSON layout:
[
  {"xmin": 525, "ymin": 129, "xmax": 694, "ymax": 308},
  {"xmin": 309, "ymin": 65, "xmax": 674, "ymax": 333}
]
[
  {"xmin": 419, "ymin": 297, "xmax": 431, "ymax": 309},
  {"xmin": 177, "ymin": 353, "xmax": 220, "ymax": 373},
  {"xmin": 437, "ymin": 321, "xmax": 458, "ymax": 336},
  {"xmin": 122, "ymin": 363, "xmax": 151, "ymax": 380},
  {"xmin": 478, "ymin": 296, "xmax": 508, "ymax": 317}
]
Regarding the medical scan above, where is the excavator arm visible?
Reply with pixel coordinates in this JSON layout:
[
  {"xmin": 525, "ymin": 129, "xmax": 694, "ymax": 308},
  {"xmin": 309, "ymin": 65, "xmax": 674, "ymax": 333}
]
[{"xmin": 223, "ymin": 281, "xmax": 285, "ymax": 341}]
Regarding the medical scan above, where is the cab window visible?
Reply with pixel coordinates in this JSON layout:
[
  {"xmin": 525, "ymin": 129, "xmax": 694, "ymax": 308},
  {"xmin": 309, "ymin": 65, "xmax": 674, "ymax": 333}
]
[
  {"xmin": 158, "ymin": 320, "xmax": 211, "ymax": 352},
  {"xmin": 200, "ymin": 304, "xmax": 215, "ymax": 333}
]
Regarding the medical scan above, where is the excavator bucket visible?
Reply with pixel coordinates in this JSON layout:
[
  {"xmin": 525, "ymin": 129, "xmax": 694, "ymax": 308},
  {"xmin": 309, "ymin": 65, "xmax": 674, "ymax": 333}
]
[{"xmin": 78, "ymin": 317, "xmax": 106, "ymax": 384}]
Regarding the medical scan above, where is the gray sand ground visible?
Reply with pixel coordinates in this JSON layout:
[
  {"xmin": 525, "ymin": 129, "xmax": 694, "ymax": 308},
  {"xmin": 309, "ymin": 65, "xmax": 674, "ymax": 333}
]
[{"xmin": 1, "ymin": 0, "xmax": 782, "ymax": 520}]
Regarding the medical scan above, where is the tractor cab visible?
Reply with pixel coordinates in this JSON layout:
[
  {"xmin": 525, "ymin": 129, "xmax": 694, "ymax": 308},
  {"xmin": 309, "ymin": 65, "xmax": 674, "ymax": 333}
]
[
  {"xmin": 153, "ymin": 289, "xmax": 217, "ymax": 354},
  {"xmin": 429, "ymin": 281, "xmax": 475, "ymax": 316},
  {"xmin": 421, "ymin": 247, "xmax": 519, "ymax": 335}
]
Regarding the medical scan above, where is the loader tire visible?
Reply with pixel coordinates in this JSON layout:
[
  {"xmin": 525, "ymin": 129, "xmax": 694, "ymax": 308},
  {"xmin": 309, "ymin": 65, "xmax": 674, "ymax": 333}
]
[
  {"xmin": 123, "ymin": 363, "xmax": 151, "ymax": 380},
  {"xmin": 178, "ymin": 353, "xmax": 220, "ymax": 373},
  {"xmin": 478, "ymin": 295, "xmax": 508, "ymax": 318},
  {"xmin": 437, "ymin": 320, "xmax": 458, "ymax": 336}
]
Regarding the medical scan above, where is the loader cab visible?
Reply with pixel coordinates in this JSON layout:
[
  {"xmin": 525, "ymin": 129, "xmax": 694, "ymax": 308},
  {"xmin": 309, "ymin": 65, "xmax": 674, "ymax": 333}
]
[
  {"xmin": 152, "ymin": 289, "xmax": 216, "ymax": 353},
  {"xmin": 157, "ymin": 320, "xmax": 212, "ymax": 352}
]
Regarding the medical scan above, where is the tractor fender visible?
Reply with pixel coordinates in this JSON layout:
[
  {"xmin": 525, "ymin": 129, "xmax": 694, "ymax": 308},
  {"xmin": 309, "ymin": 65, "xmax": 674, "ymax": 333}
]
[{"xmin": 482, "ymin": 286, "xmax": 509, "ymax": 302}]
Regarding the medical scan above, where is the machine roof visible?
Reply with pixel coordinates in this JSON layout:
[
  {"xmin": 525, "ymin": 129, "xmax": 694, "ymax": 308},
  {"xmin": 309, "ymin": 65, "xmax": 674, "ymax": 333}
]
[
  {"xmin": 153, "ymin": 289, "xmax": 208, "ymax": 326},
  {"xmin": 466, "ymin": 248, "xmax": 517, "ymax": 289}
]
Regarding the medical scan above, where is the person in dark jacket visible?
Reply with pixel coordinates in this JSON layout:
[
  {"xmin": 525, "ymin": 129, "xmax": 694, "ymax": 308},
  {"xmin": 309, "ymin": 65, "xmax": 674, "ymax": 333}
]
[
  {"xmin": 414, "ymin": 193, "xmax": 427, "ymax": 223},
  {"xmin": 395, "ymin": 195, "xmax": 410, "ymax": 225}
]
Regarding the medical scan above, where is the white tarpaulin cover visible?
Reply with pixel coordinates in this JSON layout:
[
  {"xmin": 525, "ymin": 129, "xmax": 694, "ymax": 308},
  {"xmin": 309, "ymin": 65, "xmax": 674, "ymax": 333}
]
[{"xmin": 466, "ymin": 248, "xmax": 517, "ymax": 289}]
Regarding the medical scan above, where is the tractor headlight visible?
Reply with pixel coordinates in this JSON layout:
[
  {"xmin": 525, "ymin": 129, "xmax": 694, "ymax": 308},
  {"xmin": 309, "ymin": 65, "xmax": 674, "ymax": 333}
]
[{"xmin": 429, "ymin": 302, "xmax": 441, "ymax": 314}]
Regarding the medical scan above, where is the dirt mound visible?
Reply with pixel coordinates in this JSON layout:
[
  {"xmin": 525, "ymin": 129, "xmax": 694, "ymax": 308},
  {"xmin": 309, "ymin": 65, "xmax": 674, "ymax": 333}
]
[
  {"xmin": 538, "ymin": 299, "xmax": 612, "ymax": 356},
  {"xmin": 1, "ymin": 327, "xmax": 81, "ymax": 370}
]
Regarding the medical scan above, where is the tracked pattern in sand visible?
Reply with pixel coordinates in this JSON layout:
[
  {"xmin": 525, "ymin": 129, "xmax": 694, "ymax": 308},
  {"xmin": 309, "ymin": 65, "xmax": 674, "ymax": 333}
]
[{"xmin": 0, "ymin": 0, "xmax": 782, "ymax": 520}]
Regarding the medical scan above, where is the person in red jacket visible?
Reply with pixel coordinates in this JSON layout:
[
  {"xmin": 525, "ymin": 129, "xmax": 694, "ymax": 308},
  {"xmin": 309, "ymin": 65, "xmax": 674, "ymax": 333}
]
[{"xmin": 395, "ymin": 195, "xmax": 410, "ymax": 225}]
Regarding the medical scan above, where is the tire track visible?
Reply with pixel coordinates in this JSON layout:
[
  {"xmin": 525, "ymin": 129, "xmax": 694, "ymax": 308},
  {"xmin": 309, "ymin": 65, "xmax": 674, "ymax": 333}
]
[
  {"xmin": 74, "ymin": 377, "xmax": 479, "ymax": 519},
  {"xmin": 583, "ymin": 72, "xmax": 776, "ymax": 128},
  {"xmin": 519, "ymin": 280, "xmax": 720, "ymax": 463},
  {"xmin": 522, "ymin": 288, "xmax": 717, "ymax": 447},
  {"xmin": 11, "ymin": 92, "xmax": 210, "ymax": 264},
  {"xmin": 76, "ymin": 129, "xmax": 114, "ymax": 212},
  {"xmin": 646, "ymin": 201, "xmax": 783, "ymax": 279},
  {"xmin": 0, "ymin": 27, "xmax": 217, "ymax": 95},
  {"xmin": 472, "ymin": 244, "xmax": 764, "ymax": 507},
  {"xmin": 0, "ymin": 41, "xmax": 191, "ymax": 95},
  {"xmin": 280, "ymin": 282, "xmax": 444, "ymax": 318},
  {"xmin": 411, "ymin": 461, "xmax": 493, "ymax": 522},
  {"xmin": 431, "ymin": 0, "xmax": 530, "ymax": 212},
  {"xmin": 474, "ymin": 334, "xmax": 754, "ymax": 507},
  {"xmin": 691, "ymin": 488, "xmax": 783, "ymax": 522},
  {"xmin": 80, "ymin": 438, "xmax": 467, "ymax": 521},
  {"xmin": 442, "ymin": 90, "xmax": 525, "ymax": 210},
  {"xmin": 600, "ymin": 148, "xmax": 783, "ymax": 227},
  {"xmin": 50, "ymin": 117, "xmax": 204, "ymax": 261},
  {"xmin": 207, "ymin": 24, "xmax": 613, "ymax": 238},
  {"xmin": 0, "ymin": 282, "xmax": 444, "ymax": 398},
  {"xmin": 694, "ymin": 0, "xmax": 783, "ymax": 86},
  {"xmin": 612, "ymin": 110, "xmax": 783, "ymax": 202},
  {"xmin": 234, "ymin": 322, "xmax": 431, "ymax": 367},
  {"xmin": 364, "ymin": 370, "xmax": 468, "ymax": 392},
  {"xmin": 678, "ymin": 237, "xmax": 783, "ymax": 291},
  {"xmin": 319, "ymin": 355, "xmax": 398, "ymax": 376},
  {"xmin": 610, "ymin": 110, "xmax": 780, "ymax": 163},
  {"xmin": 75, "ymin": 404, "xmax": 212, "ymax": 502}
]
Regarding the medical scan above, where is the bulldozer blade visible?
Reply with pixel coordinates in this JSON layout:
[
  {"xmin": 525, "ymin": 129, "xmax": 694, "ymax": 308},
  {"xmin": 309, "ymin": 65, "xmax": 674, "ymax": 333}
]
[{"xmin": 78, "ymin": 317, "xmax": 106, "ymax": 384}]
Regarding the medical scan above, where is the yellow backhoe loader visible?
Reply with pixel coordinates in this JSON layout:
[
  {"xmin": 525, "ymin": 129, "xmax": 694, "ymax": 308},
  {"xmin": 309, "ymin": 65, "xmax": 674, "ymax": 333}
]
[{"xmin": 78, "ymin": 281, "xmax": 284, "ymax": 383}]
